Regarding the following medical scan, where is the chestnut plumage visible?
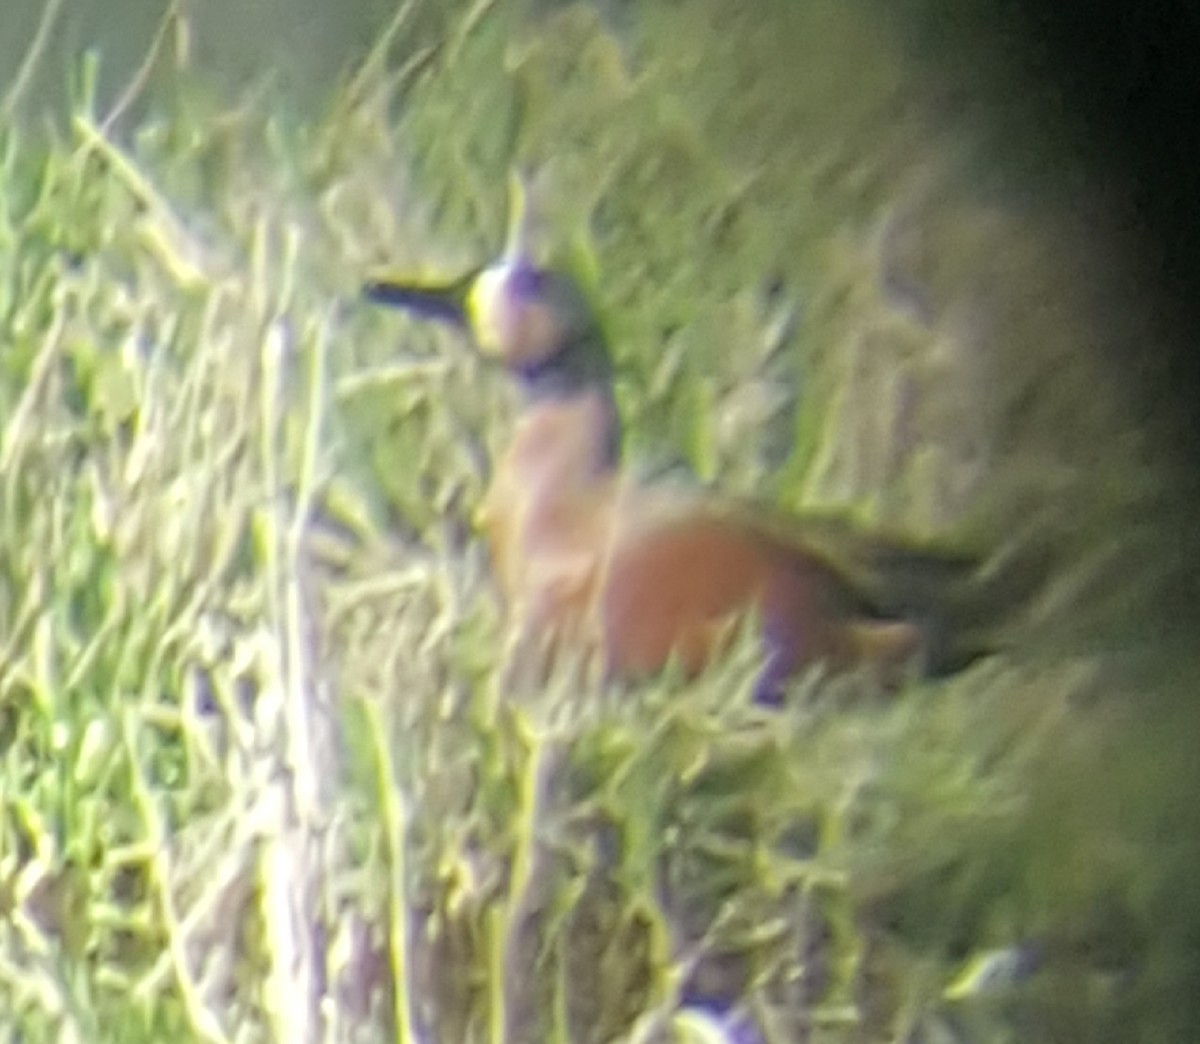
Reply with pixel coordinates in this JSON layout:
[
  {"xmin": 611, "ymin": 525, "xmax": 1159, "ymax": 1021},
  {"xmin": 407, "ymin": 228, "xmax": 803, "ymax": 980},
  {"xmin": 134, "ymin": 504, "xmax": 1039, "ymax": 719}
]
[{"xmin": 363, "ymin": 185, "xmax": 1016, "ymax": 702}]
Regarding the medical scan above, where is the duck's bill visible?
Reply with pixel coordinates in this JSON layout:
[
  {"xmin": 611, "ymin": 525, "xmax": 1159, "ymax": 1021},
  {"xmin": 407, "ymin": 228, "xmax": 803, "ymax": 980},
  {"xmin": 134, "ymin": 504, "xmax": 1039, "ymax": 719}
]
[{"xmin": 362, "ymin": 270, "xmax": 477, "ymax": 325}]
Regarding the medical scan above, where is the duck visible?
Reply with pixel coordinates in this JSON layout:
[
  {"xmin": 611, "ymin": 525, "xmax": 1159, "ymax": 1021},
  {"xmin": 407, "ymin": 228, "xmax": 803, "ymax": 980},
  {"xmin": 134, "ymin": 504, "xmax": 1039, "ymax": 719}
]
[{"xmin": 363, "ymin": 179, "xmax": 1015, "ymax": 703}]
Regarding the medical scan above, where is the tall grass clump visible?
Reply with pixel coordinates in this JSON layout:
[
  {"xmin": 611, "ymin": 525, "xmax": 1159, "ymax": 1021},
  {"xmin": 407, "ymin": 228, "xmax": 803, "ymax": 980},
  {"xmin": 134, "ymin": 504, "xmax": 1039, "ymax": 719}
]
[{"xmin": 1, "ymin": 2, "xmax": 1196, "ymax": 1042}]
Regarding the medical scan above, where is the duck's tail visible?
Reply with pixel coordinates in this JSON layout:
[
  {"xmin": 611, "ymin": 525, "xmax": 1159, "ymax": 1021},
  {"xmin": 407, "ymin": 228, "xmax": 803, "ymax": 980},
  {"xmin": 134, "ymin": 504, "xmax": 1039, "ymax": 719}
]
[
  {"xmin": 753, "ymin": 506, "xmax": 1058, "ymax": 677},
  {"xmin": 849, "ymin": 533, "xmax": 1055, "ymax": 676}
]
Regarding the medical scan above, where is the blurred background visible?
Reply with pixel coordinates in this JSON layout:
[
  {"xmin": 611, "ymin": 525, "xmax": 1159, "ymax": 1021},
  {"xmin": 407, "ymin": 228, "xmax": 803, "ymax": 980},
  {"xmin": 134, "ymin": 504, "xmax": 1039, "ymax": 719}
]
[{"xmin": 1, "ymin": 1, "xmax": 1197, "ymax": 1041}]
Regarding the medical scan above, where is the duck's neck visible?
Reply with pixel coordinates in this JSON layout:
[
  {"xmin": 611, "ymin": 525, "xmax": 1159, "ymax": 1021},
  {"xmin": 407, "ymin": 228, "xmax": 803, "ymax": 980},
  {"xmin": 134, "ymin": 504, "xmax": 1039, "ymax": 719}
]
[{"xmin": 510, "ymin": 330, "xmax": 621, "ymax": 467}]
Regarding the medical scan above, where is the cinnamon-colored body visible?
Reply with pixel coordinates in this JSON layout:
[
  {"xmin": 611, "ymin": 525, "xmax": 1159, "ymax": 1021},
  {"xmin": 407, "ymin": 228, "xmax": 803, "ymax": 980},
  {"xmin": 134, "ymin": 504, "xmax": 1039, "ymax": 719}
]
[
  {"xmin": 478, "ymin": 389, "xmax": 922, "ymax": 700},
  {"xmin": 364, "ymin": 196, "xmax": 992, "ymax": 702}
]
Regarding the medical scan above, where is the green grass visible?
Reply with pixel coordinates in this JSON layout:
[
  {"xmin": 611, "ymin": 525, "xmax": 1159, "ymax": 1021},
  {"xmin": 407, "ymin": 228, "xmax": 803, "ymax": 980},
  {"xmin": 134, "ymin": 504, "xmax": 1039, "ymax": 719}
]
[{"xmin": 0, "ymin": 1, "xmax": 1196, "ymax": 1042}]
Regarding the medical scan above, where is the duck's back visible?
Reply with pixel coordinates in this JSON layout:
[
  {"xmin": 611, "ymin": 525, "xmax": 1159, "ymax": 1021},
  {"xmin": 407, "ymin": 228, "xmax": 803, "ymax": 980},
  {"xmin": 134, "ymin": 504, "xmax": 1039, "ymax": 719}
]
[{"xmin": 598, "ymin": 495, "xmax": 924, "ymax": 695}]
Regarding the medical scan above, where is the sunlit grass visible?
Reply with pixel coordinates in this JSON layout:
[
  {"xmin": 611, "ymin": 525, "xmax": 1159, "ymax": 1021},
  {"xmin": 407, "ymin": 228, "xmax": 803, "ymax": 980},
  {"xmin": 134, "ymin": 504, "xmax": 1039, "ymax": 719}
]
[{"xmin": 0, "ymin": 2, "xmax": 1195, "ymax": 1043}]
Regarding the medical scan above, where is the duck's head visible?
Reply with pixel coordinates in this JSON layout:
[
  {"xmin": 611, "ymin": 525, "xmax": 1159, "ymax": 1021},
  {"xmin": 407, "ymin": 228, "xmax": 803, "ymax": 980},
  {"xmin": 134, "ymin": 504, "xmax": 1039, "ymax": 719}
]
[{"xmin": 363, "ymin": 176, "xmax": 613, "ymax": 406}]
